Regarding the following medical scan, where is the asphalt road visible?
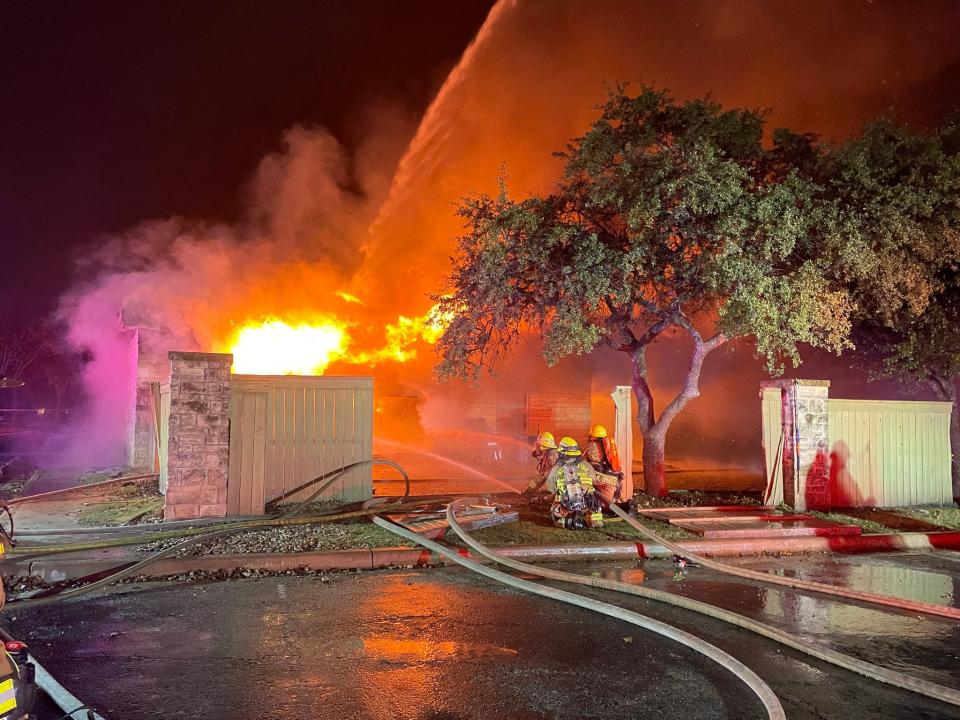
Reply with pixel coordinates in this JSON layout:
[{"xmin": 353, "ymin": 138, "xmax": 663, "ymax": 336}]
[{"xmin": 7, "ymin": 556, "xmax": 960, "ymax": 720}]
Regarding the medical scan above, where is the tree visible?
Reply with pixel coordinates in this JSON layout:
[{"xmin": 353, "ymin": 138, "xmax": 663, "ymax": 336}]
[
  {"xmin": 434, "ymin": 88, "xmax": 852, "ymax": 496},
  {"xmin": 820, "ymin": 118, "xmax": 960, "ymax": 501},
  {"xmin": 0, "ymin": 326, "xmax": 50, "ymax": 389}
]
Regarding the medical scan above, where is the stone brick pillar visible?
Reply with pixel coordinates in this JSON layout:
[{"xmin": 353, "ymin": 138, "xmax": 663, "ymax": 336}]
[
  {"xmin": 763, "ymin": 379, "xmax": 831, "ymax": 511},
  {"xmin": 164, "ymin": 352, "xmax": 232, "ymax": 519}
]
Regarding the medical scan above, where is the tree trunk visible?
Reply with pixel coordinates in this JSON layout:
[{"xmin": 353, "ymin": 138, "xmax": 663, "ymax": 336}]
[
  {"xmin": 628, "ymin": 326, "xmax": 726, "ymax": 498},
  {"xmin": 641, "ymin": 429, "xmax": 667, "ymax": 497}
]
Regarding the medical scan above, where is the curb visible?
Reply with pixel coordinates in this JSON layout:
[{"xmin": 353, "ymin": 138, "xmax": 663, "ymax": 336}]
[{"xmin": 7, "ymin": 530, "xmax": 960, "ymax": 583}]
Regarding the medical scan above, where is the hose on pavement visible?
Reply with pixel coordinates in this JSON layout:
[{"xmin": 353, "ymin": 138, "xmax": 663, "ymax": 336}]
[
  {"xmin": 5, "ymin": 460, "xmax": 420, "ymax": 607},
  {"xmin": 9, "ymin": 458, "xmax": 411, "ymax": 560},
  {"xmin": 445, "ymin": 499, "xmax": 960, "ymax": 708},
  {"xmin": 372, "ymin": 513, "xmax": 786, "ymax": 720},
  {"xmin": 608, "ymin": 503, "xmax": 960, "ymax": 621}
]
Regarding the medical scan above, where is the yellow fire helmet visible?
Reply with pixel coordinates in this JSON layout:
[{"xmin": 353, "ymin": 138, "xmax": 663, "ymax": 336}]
[
  {"xmin": 558, "ymin": 436, "xmax": 582, "ymax": 457},
  {"xmin": 589, "ymin": 424, "xmax": 608, "ymax": 439},
  {"xmin": 536, "ymin": 431, "xmax": 557, "ymax": 449}
]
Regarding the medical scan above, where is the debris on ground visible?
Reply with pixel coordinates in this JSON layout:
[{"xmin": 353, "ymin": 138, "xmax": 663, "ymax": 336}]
[
  {"xmin": 633, "ymin": 489, "xmax": 762, "ymax": 509},
  {"xmin": 122, "ymin": 566, "xmax": 356, "ymax": 584},
  {"xmin": 74, "ymin": 477, "xmax": 164, "ymax": 526}
]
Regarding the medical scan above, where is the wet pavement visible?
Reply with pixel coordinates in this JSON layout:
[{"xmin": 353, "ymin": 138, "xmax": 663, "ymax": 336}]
[
  {"xmin": 566, "ymin": 551, "xmax": 960, "ymax": 688},
  {"xmin": 7, "ymin": 553, "xmax": 960, "ymax": 719}
]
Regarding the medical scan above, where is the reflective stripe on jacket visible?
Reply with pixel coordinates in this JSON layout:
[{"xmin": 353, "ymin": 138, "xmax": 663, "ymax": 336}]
[{"xmin": 548, "ymin": 460, "xmax": 597, "ymax": 496}]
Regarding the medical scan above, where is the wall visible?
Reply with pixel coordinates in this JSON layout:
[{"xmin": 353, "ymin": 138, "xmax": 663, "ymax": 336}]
[
  {"xmin": 761, "ymin": 381, "xmax": 954, "ymax": 509},
  {"xmin": 828, "ymin": 399, "xmax": 953, "ymax": 507},
  {"xmin": 128, "ymin": 328, "xmax": 173, "ymax": 471},
  {"xmin": 163, "ymin": 352, "xmax": 232, "ymax": 519},
  {"xmin": 525, "ymin": 392, "xmax": 592, "ymax": 440},
  {"xmin": 228, "ymin": 374, "xmax": 373, "ymax": 514}
]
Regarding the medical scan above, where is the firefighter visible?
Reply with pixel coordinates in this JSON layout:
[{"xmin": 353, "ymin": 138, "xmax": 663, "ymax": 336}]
[
  {"xmin": 0, "ymin": 502, "xmax": 36, "ymax": 719},
  {"xmin": 522, "ymin": 431, "xmax": 559, "ymax": 498},
  {"xmin": 583, "ymin": 423, "xmax": 623, "ymax": 506},
  {"xmin": 548, "ymin": 437, "xmax": 603, "ymax": 529}
]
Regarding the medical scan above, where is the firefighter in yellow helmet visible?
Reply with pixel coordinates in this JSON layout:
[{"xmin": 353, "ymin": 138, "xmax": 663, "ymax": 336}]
[
  {"xmin": 522, "ymin": 431, "xmax": 559, "ymax": 498},
  {"xmin": 548, "ymin": 437, "xmax": 603, "ymax": 529},
  {"xmin": 584, "ymin": 423, "xmax": 624, "ymax": 506}
]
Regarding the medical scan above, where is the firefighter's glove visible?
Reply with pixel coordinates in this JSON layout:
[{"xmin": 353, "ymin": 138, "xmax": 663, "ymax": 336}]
[{"xmin": 585, "ymin": 492, "xmax": 601, "ymax": 511}]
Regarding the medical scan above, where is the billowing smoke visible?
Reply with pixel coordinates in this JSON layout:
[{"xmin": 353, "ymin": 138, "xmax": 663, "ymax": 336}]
[
  {"xmin": 58, "ymin": 114, "xmax": 413, "ymax": 465},
  {"xmin": 58, "ymin": 0, "xmax": 960, "ymax": 468}
]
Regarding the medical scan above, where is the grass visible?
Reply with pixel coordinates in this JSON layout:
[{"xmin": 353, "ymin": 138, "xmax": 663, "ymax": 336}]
[
  {"xmin": 779, "ymin": 503, "xmax": 960, "ymax": 534},
  {"xmin": 804, "ymin": 510, "xmax": 890, "ymax": 534},
  {"xmin": 634, "ymin": 489, "xmax": 762, "ymax": 509},
  {"xmin": 463, "ymin": 516, "xmax": 693, "ymax": 546},
  {"xmin": 185, "ymin": 513, "xmax": 697, "ymax": 557},
  {"xmin": 895, "ymin": 506, "xmax": 960, "ymax": 531},
  {"xmin": 76, "ymin": 497, "xmax": 164, "ymax": 526}
]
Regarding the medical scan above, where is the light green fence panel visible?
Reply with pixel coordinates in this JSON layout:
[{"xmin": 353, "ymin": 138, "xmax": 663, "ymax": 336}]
[
  {"xmin": 228, "ymin": 375, "xmax": 374, "ymax": 515},
  {"xmin": 827, "ymin": 399, "xmax": 952, "ymax": 507},
  {"xmin": 760, "ymin": 387, "xmax": 784, "ymax": 506}
]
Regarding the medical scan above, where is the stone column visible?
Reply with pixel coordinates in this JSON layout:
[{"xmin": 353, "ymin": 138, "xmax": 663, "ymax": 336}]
[
  {"xmin": 762, "ymin": 379, "xmax": 831, "ymax": 511},
  {"xmin": 164, "ymin": 352, "xmax": 232, "ymax": 519}
]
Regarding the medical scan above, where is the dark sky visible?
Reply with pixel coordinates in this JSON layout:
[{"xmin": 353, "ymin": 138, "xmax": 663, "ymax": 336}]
[{"xmin": 0, "ymin": 0, "xmax": 494, "ymax": 321}]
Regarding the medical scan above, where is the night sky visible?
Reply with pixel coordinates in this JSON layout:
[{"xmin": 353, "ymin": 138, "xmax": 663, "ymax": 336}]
[{"xmin": 0, "ymin": 0, "xmax": 494, "ymax": 321}]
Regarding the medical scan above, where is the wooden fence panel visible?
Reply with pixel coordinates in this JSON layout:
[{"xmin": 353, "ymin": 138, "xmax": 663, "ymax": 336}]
[
  {"xmin": 828, "ymin": 399, "xmax": 952, "ymax": 507},
  {"xmin": 761, "ymin": 394, "xmax": 952, "ymax": 508},
  {"xmin": 760, "ymin": 387, "xmax": 784, "ymax": 506},
  {"xmin": 228, "ymin": 375, "xmax": 373, "ymax": 513}
]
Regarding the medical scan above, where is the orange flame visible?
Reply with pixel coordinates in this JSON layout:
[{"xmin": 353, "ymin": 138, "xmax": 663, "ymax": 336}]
[
  {"xmin": 229, "ymin": 302, "xmax": 452, "ymax": 375},
  {"xmin": 230, "ymin": 318, "xmax": 349, "ymax": 375}
]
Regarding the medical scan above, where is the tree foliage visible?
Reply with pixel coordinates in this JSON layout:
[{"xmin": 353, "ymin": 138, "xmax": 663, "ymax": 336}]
[
  {"xmin": 434, "ymin": 88, "xmax": 856, "ymax": 495},
  {"xmin": 435, "ymin": 88, "xmax": 854, "ymax": 380},
  {"xmin": 814, "ymin": 116, "xmax": 960, "ymax": 498}
]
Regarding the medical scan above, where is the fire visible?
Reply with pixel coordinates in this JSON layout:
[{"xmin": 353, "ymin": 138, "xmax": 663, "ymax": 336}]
[
  {"xmin": 229, "ymin": 302, "xmax": 453, "ymax": 375},
  {"xmin": 369, "ymin": 302, "xmax": 455, "ymax": 363},
  {"xmin": 230, "ymin": 318, "xmax": 349, "ymax": 375},
  {"xmin": 335, "ymin": 291, "xmax": 364, "ymax": 305}
]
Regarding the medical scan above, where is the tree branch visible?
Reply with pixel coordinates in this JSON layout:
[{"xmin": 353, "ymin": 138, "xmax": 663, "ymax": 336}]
[
  {"xmin": 927, "ymin": 372, "xmax": 956, "ymax": 401},
  {"xmin": 631, "ymin": 344, "xmax": 656, "ymax": 435},
  {"xmin": 655, "ymin": 330, "xmax": 727, "ymax": 432}
]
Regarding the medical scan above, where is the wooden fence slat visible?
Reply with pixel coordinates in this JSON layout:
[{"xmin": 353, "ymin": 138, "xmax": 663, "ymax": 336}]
[
  {"xmin": 283, "ymin": 386, "xmax": 295, "ymax": 498},
  {"xmin": 304, "ymin": 386, "xmax": 317, "ymax": 487},
  {"xmin": 227, "ymin": 393, "xmax": 243, "ymax": 515},
  {"xmin": 294, "ymin": 385, "xmax": 306, "ymax": 496},
  {"xmin": 251, "ymin": 392, "xmax": 267, "ymax": 515},
  {"xmin": 239, "ymin": 393, "xmax": 258, "ymax": 515},
  {"xmin": 323, "ymin": 387, "xmax": 336, "ymax": 496}
]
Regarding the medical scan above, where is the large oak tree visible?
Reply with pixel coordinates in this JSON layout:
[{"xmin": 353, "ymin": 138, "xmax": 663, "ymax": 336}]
[{"xmin": 434, "ymin": 89, "xmax": 851, "ymax": 496}]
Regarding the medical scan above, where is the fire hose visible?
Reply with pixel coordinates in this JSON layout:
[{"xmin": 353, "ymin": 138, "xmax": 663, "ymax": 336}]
[
  {"xmin": 607, "ymin": 503, "xmax": 960, "ymax": 621},
  {"xmin": 372, "ymin": 513, "xmax": 786, "ymax": 720},
  {"xmin": 5, "ymin": 459, "xmax": 416, "ymax": 607},
  {"xmin": 0, "ymin": 626, "xmax": 106, "ymax": 719},
  {"xmin": 444, "ymin": 498, "xmax": 960, "ymax": 708},
  {"xmin": 7, "ymin": 458, "xmax": 411, "ymax": 561}
]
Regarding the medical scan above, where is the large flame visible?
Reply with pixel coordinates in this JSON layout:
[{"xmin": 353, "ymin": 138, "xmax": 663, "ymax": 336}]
[
  {"xmin": 229, "ymin": 302, "xmax": 452, "ymax": 375},
  {"xmin": 230, "ymin": 318, "xmax": 349, "ymax": 375}
]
